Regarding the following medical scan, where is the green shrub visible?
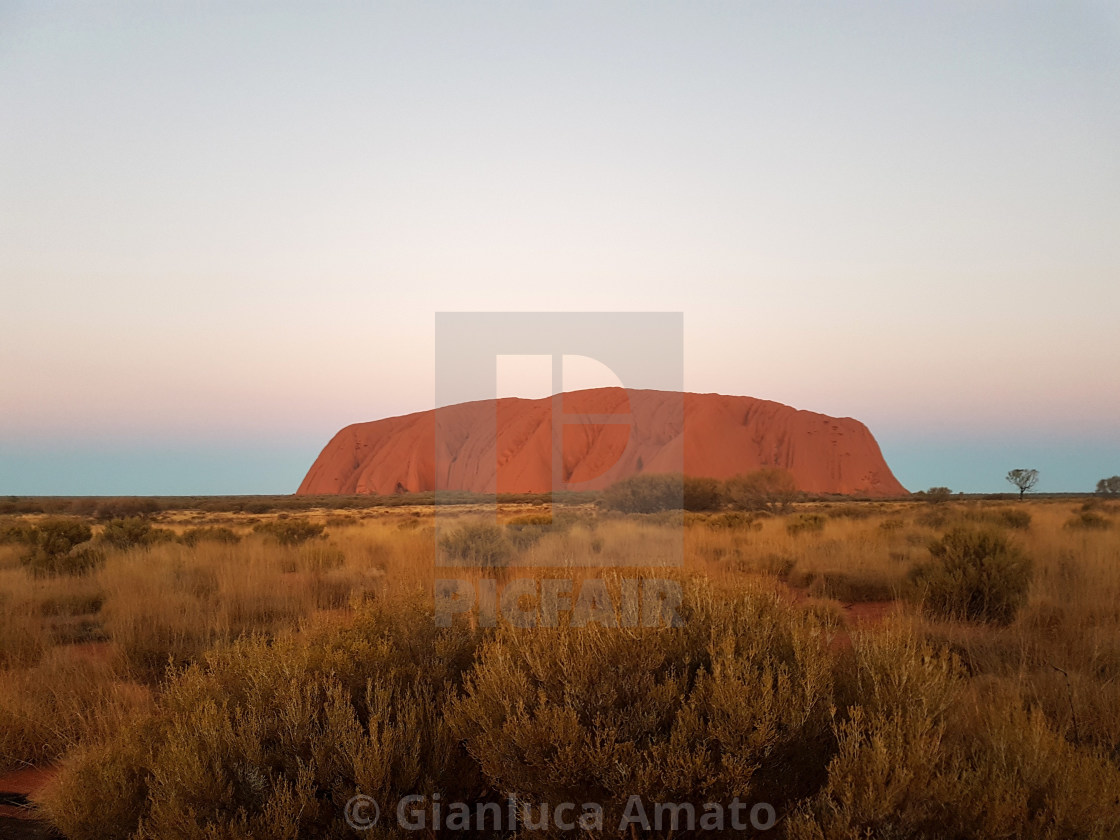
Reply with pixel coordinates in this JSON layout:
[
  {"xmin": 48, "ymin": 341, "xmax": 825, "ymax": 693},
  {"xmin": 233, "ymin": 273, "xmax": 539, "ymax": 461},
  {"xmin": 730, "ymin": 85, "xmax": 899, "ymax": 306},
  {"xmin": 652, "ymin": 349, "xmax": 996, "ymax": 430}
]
[
  {"xmin": 28, "ymin": 518, "xmax": 92, "ymax": 556},
  {"xmin": 18, "ymin": 518, "xmax": 102, "ymax": 577},
  {"xmin": 601, "ymin": 473, "xmax": 683, "ymax": 513},
  {"xmin": 723, "ymin": 468, "xmax": 799, "ymax": 512},
  {"xmin": 99, "ymin": 518, "xmax": 176, "ymax": 550},
  {"xmin": 253, "ymin": 518, "xmax": 326, "ymax": 546},
  {"xmin": 439, "ymin": 521, "xmax": 512, "ymax": 566},
  {"xmin": 682, "ymin": 476, "xmax": 723, "ymax": 511},
  {"xmin": 908, "ymin": 528, "xmax": 1032, "ymax": 624}
]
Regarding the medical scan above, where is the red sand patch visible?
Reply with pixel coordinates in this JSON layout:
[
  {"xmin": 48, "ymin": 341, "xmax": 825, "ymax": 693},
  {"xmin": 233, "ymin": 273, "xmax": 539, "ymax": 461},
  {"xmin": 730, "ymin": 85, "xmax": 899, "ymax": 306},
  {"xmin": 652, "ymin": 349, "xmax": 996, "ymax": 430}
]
[{"xmin": 0, "ymin": 766, "xmax": 54, "ymax": 820}]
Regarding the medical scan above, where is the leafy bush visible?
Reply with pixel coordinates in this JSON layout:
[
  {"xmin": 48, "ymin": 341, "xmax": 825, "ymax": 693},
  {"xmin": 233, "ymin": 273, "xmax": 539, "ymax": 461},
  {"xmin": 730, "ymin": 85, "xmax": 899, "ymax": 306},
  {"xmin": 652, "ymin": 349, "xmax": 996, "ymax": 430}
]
[
  {"xmin": 787, "ymin": 631, "xmax": 1120, "ymax": 840},
  {"xmin": 682, "ymin": 476, "xmax": 723, "ymax": 511},
  {"xmin": 908, "ymin": 528, "xmax": 1033, "ymax": 624},
  {"xmin": 601, "ymin": 473, "xmax": 683, "ymax": 513},
  {"xmin": 723, "ymin": 468, "xmax": 799, "ymax": 512},
  {"xmin": 28, "ymin": 518, "xmax": 93, "ymax": 556},
  {"xmin": 0, "ymin": 518, "xmax": 33, "ymax": 545},
  {"xmin": 40, "ymin": 597, "xmax": 484, "ymax": 840},
  {"xmin": 439, "ymin": 521, "xmax": 512, "ymax": 566},
  {"xmin": 99, "ymin": 518, "xmax": 176, "ymax": 550},
  {"xmin": 18, "ymin": 518, "xmax": 103, "ymax": 577},
  {"xmin": 450, "ymin": 582, "xmax": 836, "ymax": 824},
  {"xmin": 253, "ymin": 518, "xmax": 326, "ymax": 546}
]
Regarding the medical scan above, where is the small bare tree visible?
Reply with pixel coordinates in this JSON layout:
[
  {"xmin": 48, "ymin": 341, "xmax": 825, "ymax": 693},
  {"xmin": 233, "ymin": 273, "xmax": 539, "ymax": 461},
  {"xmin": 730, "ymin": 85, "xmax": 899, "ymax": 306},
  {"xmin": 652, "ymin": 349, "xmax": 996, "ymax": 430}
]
[{"xmin": 1006, "ymin": 468, "xmax": 1039, "ymax": 500}]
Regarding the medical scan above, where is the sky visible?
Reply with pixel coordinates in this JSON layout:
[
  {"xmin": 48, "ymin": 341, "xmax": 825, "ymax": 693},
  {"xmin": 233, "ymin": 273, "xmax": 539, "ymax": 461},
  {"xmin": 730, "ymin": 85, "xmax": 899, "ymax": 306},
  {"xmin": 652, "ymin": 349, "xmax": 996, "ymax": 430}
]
[{"xmin": 1, "ymin": 1, "xmax": 1118, "ymax": 495}]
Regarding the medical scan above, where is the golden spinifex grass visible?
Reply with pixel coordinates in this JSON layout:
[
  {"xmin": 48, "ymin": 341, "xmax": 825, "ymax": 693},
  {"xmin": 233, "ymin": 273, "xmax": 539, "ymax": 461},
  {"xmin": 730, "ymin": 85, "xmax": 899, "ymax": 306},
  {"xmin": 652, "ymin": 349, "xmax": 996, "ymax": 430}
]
[{"xmin": 0, "ymin": 499, "xmax": 1117, "ymax": 838}]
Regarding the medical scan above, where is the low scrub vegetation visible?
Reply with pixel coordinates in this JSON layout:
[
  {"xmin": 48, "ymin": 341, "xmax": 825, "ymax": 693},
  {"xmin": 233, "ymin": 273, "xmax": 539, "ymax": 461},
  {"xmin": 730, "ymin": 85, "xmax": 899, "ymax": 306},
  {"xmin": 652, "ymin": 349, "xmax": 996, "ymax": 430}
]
[
  {"xmin": 0, "ymin": 498, "xmax": 1114, "ymax": 840},
  {"xmin": 601, "ymin": 468, "xmax": 802, "ymax": 514},
  {"xmin": 252, "ymin": 517, "xmax": 326, "ymax": 545},
  {"xmin": 908, "ymin": 528, "xmax": 1033, "ymax": 624},
  {"xmin": 439, "ymin": 521, "xmax": 513, "ymax": 566}
]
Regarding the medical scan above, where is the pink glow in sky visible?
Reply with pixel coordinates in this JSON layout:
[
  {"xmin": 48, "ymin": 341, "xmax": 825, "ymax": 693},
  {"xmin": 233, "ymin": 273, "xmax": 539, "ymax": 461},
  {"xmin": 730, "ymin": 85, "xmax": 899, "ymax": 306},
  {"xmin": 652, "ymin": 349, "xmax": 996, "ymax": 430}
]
[{"xmin": 2, "ymin": 3, "xmax": 1118, "ymax": 493}]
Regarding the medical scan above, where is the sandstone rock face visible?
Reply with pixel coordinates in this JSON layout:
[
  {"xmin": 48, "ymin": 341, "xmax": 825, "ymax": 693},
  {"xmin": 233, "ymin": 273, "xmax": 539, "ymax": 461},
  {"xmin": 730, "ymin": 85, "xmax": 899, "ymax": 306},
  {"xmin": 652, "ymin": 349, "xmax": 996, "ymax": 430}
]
[{"xmin": 297, "ymin": 388, "xmax": 908, "ymax": 497}]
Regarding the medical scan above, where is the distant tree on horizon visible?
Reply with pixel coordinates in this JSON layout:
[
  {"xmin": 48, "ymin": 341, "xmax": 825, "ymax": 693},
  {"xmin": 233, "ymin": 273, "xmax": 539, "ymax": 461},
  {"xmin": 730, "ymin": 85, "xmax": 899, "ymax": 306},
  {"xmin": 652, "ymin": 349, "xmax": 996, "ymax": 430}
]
[
  {"xmin": 1006, "ymin": 468, "xmax": 1040, "ymax": 500},
  {"xmin": 1098, "ymin": 476, "xmax": 1120, "ymax": 497}
]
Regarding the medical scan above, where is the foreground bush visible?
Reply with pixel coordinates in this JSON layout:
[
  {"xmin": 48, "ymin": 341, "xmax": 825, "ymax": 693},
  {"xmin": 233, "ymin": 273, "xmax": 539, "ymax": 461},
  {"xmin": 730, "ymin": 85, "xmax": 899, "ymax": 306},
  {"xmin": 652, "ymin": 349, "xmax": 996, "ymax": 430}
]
[
  {"xmin": 450, "ymin": 582, "xmax": 837, "ymax": 828},
  {"xmin": 0, "ymin": 650, "xmax": 144, "ymax": 770},
  {"xmin": 36, "ymin": 578, "xmax": 1120, "ymax": 840},
  {"xmin": 787, "ymin": 629, "xmax": 1120, "ymax": 840},
  {"xmin": 39, "ymin": 596, "xmax": 483, "ymax": 840},
  {"xmin": 908, "ymin": 528, "xmax": 1032, "ymax": 624}
]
